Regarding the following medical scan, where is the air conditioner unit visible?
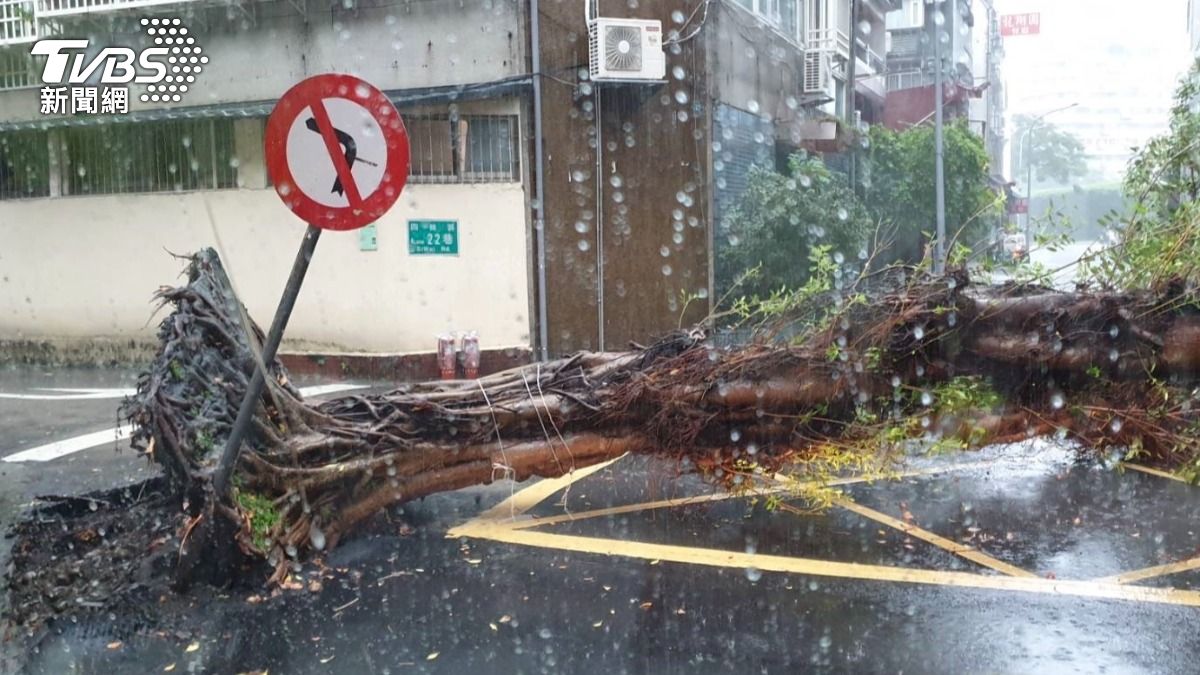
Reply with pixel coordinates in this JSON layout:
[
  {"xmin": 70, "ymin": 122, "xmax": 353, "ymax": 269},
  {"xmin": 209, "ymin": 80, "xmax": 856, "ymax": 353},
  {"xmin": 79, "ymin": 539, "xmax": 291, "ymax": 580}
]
[
  {"xmin": 803, "ymin": 51, "xmax": 830, "ymax": 94},
  {"xmin": 588, "ymin": 18, "xmax": 666, "ymax": 81}
]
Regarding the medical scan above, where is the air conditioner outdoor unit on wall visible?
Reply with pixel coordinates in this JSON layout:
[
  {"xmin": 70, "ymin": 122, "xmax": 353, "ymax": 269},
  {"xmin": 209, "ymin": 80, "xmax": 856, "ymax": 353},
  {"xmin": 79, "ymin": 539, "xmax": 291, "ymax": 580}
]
[
  {"xmin": 803, "ymin": 51, "xmax": 830, "ymax": 94},
  {"xmin": 588, "ymin": 17, "xmax": 667, "ymax": 81}
]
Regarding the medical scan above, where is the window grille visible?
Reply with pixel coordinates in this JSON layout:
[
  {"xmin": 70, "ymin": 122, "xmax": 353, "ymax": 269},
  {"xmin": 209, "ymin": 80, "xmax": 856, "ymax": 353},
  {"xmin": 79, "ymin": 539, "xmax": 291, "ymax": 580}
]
[
  {"xmin": 61, "ymin": 118, "xmax": 237, "ymax": 196},
  {"xmin": 403, "ymin": 112, "xmax": 521, "ymax": 184},
  {"xmin": 0, "ymin": 128, "xmax": 49, "ymax": 198}
]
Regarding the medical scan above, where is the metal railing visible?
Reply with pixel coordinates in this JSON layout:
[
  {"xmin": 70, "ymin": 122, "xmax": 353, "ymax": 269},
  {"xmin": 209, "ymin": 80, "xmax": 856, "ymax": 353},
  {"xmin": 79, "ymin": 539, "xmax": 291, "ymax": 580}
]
[
  {"xmin": 61, "ymin": 117, "xmax": 238, "ymax": 195},
  {"xmin": 806, "ymin": 26, "xmax": 850, "ymax": 59},
  {"xmin": 886, "ymin": 69, "xmax": 933, "ymax": 91},
  {"xmin": 0, "ymin": 45, "xmax": 36, "ymax": 88},
  {"xmin": 0, "ymin": 128, "xmax": 50, "ymax": 199},
  {"xmin": 0, "ymin": 0, "xmax": 36, "ymax": 46},
  {"xmin": 404, "ymin": 112, "xmax": 521, "ymax": 184},
  {"xmin": 37, "ymin": 0, "xmax": 197, "ymax": 18}
]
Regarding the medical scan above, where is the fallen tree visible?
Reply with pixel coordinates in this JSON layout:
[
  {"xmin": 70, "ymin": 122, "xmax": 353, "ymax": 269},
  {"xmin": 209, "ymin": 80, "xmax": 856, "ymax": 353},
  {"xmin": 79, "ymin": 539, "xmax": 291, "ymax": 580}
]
[
  {"xmin": 9, "ymin": 247, "xmax": 1200, "ymax": 635},
  {"xmin": 109, "ymin": 248, "xmax": 1200, "ymax": 589}
]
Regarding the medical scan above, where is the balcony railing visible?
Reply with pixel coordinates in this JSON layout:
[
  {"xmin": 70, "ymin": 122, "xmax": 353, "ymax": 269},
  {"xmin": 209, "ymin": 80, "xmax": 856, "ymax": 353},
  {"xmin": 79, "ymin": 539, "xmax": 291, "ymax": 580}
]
[
  {"xmin": 0, "ymin": 0, "xmax": 198, "ymax": 44},
  {"xmin": 807, "ymin": 26, "xmax": 851, "ymax": 60},
  {"xmin": 0, "ymin": 0, "xmax": 37, "ymax": 45},
  {"xmin": 38, "ymin": 0, "xmax": 198, "ymax": 18}
]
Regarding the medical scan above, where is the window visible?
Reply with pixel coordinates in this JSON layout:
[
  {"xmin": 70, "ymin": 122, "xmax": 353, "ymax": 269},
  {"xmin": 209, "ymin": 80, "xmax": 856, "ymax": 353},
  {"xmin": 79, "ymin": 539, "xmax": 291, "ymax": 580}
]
[
  {"xmin": 464, "ymin": 115, "xmax": 519, "ymax": 180},
  {"xmin": 61, "ymin": 118, "xmax": 238, "ymax": 196},
  {"xmin": 0, "ymin": 129, "xmax": 49, "ymax": 199},
  {"xmin": 404, "ymin": 112, "xmax": 520, "ymax": 184},
  {"xmin": 0, "ymin": 47, "xmax": 36, "ymax": 90}
]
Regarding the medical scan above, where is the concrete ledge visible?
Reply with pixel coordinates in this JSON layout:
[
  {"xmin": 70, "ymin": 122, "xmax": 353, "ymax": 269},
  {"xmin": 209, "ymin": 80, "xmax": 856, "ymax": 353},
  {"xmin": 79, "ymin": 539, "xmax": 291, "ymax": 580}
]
[
  {"xmin": 279, "ymin": 347, "xmax": 533, "ymax": 381},
  {"xmin": 0, "ymin": 337, "xmax": 159, "ymax": 367}
]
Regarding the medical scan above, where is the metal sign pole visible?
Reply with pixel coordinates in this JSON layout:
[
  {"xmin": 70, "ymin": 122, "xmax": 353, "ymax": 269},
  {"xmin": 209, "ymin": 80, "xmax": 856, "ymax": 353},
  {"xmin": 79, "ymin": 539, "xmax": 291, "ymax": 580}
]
[{"xmin": 213, "ymin": 224, "xmax": 322, "ymax": 497}]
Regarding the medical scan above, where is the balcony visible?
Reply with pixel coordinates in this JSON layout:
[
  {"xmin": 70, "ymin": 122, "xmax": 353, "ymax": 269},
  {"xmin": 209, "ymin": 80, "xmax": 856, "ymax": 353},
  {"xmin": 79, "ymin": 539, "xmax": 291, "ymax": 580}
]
[
  {"xmin": 38, "ymin": 0, "xmax": 199, "ymax": 18},
  {"xmin": 807, "ymin": 26, "xmax": 851, "ymax": 61},
  {"xmin": 0, "ymin": 0, "xmax": 201, "ymax": 45},
  {"xmin": 0, "ymin": 0, "xmax": 37, "ymax": 45}
]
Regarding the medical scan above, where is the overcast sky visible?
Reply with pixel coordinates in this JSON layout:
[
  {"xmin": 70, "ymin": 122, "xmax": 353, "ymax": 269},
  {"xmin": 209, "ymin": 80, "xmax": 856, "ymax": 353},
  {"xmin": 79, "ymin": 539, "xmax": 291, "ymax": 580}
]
[{"xmin": 993, "ymin": 0, "xmax": 1192, "ymax": 181}]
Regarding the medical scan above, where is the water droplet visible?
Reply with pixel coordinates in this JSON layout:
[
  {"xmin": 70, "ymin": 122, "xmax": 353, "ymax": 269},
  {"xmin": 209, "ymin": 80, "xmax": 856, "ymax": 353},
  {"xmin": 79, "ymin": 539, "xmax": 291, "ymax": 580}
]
[
  {"xmin": 746, "ymin": 443, "xmax": 758, "ymax": 456},
  {"xmin": 660, "ymin": 246, "xmax": 670, "ymax": 257},
  {"xmin": 837, "ymin": 207, "xmax": 848, "ymax": 221},
  {"xmin": 1109, "ymin": 349, "xmax": 1120, "ymax": 362},
  {"xmin": 672, "ymin": 65, "xmax": 686, "ymax": 80},
  {"xmin": 1110, "ymin": 418, "xmax": 1123, "ymax": 433},
  {"xmin": 798, "ymin": 174, "xmax": 812, "ymax": 188},
  {"xmin": 88, "ymin": 500, "xmax": 98, "ymax": 511},
  {"xmin": 309, "ymin": 523, "xmax": 326, "ymax": 551},
  {"xmin": 730, "ymin": 429, "xmax": 741, "ymax": 442},
  {"xmin": 1109, "ymin": 325, "xmax": 1120, "ymax": 339},
  {"xmin": 574, "ymin": 221, "xmax": 588, "ymax": 233},
  {"xmin": 539, "ymin": 627, "xmax": 553, "ymax": 639},
  {"xmin": 674, "ymin": 90, "xmax": 689, "ymax": 105},
  {"xmin": 661, "ymin": 264, "xmax": 672, "ymax": 276},
  {"xmin": 745, "ymin": 567, "xmax": 762, "ymax": 582},
  {"xmin": 746, "ymin": 99, "xmax": 760, "ymax": 114},
  {"xmin": 578, "ymin": 240, "xmax": 591, "ymax": 252},
  {"xmin": 913, "ymin": 325, "xmax": 925, "ymax": 340},
  {"xmin": 920, "ymin": 391, "xmax": 933, "ymax": 406},
  {"xmin": 1050, "ymin": 392, "xmax": 1065, "ymax": 410},
  {"xmin": 819, "ymin": 634, "xmax": 833, "ymax": 650},
  {"xmin": 891, "ymin": 376, "xmax": 901, "ymax": 388},
  {"xmin": 833, "ymin": 251, "xmax": 845, "ymax": 264}
]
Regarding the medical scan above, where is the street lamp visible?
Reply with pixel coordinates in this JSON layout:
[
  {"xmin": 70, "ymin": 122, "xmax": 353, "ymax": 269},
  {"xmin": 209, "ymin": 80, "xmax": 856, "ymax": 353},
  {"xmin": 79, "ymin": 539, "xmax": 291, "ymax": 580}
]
[{"xmin": 1019, "ymin": 102, "xmax": 1078, "ymax": 250}]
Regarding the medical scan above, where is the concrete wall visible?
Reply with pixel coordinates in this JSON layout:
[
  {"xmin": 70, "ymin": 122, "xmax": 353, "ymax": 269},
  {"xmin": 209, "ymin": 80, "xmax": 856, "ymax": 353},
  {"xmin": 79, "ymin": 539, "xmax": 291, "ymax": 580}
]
[
  {"xmin": 0, "ymin": 0, "xmax": 526, "ymax": 122},
  {"xmin": 0, "ymin": 181, "xmax": 531, "ymax": 353}
]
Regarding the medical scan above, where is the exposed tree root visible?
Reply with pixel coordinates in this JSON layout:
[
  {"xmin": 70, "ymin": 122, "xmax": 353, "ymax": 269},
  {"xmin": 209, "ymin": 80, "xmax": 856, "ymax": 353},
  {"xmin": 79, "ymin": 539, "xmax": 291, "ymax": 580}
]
[{"xmin": 52, "ymin": 248, "xmax": 1175, "ymax": 587}]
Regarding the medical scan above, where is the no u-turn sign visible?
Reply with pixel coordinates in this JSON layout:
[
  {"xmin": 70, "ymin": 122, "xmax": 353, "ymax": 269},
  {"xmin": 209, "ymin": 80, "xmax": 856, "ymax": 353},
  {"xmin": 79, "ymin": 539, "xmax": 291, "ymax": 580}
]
[{"xmin": 264, "ymin": 73, "xmax": 411, "ymax": 231}]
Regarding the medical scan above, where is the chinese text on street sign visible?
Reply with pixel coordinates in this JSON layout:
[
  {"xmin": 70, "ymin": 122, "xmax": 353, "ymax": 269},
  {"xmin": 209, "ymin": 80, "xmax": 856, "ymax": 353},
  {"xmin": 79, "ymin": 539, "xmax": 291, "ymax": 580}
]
[
  {"xmin": 1000, "ymin": 13, "xmax": 1040, "ymax": 37},
  {"xmin": 408, "ymin": 220, "xmax": 459, "ymax": 255}
]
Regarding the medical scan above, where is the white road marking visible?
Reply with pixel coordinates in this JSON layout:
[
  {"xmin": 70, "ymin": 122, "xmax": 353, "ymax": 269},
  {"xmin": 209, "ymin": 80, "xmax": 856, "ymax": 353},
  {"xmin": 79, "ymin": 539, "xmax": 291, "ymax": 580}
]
[
  {"xmin": 0, "ymin": 388, "xmax": 137, "ymax": 401},
  {"xmin": 1, "ymin": 383, "xmax": 369, "ymax": 463}
]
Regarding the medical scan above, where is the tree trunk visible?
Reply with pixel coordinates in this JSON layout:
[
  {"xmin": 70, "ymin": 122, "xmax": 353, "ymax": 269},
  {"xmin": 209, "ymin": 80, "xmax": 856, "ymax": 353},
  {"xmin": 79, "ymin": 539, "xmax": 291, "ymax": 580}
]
[{"xmin": 120, "ymin": 250, "xmax": 1200, "ymax": 585}]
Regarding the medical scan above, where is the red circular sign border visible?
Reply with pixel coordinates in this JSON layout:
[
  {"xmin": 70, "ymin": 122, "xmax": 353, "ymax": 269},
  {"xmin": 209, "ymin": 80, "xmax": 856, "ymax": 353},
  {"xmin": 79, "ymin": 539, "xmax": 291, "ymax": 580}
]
[{"xmin": 264, "ymin": 73, "xmax": 410, "ymax": 231}]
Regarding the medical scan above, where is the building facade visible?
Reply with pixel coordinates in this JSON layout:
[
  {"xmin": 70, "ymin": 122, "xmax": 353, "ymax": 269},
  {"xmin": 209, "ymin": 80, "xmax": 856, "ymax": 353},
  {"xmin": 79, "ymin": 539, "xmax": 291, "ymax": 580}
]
[{"xmin": 0, "ymin": 0, "xmax": 1005, "ymax": 360}]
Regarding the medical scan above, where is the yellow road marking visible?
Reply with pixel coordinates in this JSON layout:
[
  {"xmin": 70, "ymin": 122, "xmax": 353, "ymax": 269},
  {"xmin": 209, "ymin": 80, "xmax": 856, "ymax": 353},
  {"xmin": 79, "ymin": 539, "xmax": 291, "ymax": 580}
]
[
  {"xmin": 828, "ymin": 496, "xmax": 1038, "ymax": 578},
  {"xmin": 456, "ymin": 460, "xmax": 996, "ymax": 535},
  {"xmin": 1095, "ymin": 557, "xmax": 1200, "ymax": 584},
  {"xmin": 1124, "ymin": 463, "xmax": 1189, "ymax": 484},
  {"xmin": 450, "ymin": 455, "xmax": 1200, "ymax": 606},
  {"xmin": 465, "ymin": 526, "xmax": 1200, "ymax": 608},
  {"xmin": 470, "ymin": 455, "xmax": 626, "ymax": 522}
]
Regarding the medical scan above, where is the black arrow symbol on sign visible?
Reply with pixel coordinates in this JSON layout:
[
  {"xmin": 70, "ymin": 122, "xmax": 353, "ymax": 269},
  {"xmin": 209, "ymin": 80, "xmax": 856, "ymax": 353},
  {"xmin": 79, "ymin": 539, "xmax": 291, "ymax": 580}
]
[{"xmin": 304, "ymin": 117, "xmax": 378, "ymax": 196}]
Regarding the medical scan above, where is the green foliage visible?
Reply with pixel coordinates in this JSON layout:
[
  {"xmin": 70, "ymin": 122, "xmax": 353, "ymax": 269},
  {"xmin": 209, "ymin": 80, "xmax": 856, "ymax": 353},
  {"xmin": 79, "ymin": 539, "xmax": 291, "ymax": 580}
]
[
  {"xmin": 234, "ymin": 489, "xmax": 280, "ymax": 552},
  {"xmin": 1082, "ymin": 59, "xmax": 1200, "ymax": 288},
  {"xmin": 865, "ymin": 121, "xmax": 1000, "ymax": 265},
  {"xmin": 1010, "ymin": 115, "xmax": 1088, "ymax": 185},
  {"xmin": 726, "ymin": 245, "xmax": 842, "ymax": 336},
  {"xmin": 717, "ymin": 155, "xmax": 870, "ymax": 299}
]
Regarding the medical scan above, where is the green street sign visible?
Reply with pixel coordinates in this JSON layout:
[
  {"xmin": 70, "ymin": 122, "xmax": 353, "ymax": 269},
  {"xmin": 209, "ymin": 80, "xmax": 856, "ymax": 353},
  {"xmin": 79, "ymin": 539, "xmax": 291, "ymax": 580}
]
[{"xmin": 408, "ymin": 220, "xmax": 459, "ymax": 255}]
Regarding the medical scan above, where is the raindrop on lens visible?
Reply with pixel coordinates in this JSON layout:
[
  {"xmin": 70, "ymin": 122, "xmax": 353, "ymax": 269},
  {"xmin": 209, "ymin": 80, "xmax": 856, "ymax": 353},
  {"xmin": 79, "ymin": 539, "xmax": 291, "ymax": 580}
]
[
  {"xmin": 920, "ymin": 391, "xmax": 933, "ymax": 406},
  {"xmin": 837, "ymin": 207, "xmax": 848, "ymax": 221},
  {"xmin": 745, "ymin": 567, "xmax": 762, "ymax": 582},
  {"xmin": 1110, "ymin": 418, "xmax": 1123, "ymax": 433},
  {"xmin": 1050, "ymin": 392, "xmax": 1065, "ymax": 410}
]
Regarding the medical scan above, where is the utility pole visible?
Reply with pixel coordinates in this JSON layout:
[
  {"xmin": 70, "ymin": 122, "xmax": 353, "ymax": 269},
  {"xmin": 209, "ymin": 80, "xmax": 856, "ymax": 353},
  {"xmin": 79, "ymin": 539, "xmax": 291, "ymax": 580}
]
[
  {"xmin": 932, "ymin": 3, "xmax": 947, "ymax": 274},
  {"xmin": 845, "ymin": 0, "xmax": 859, "ymax": 191}
]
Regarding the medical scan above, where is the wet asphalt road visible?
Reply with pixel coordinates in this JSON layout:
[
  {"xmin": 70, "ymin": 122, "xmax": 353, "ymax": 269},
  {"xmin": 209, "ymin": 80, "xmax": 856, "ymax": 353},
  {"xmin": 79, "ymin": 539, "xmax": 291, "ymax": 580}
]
[{"xmin": 5, "ymin": 367, "xmax": 1200, "ymax": 673}]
